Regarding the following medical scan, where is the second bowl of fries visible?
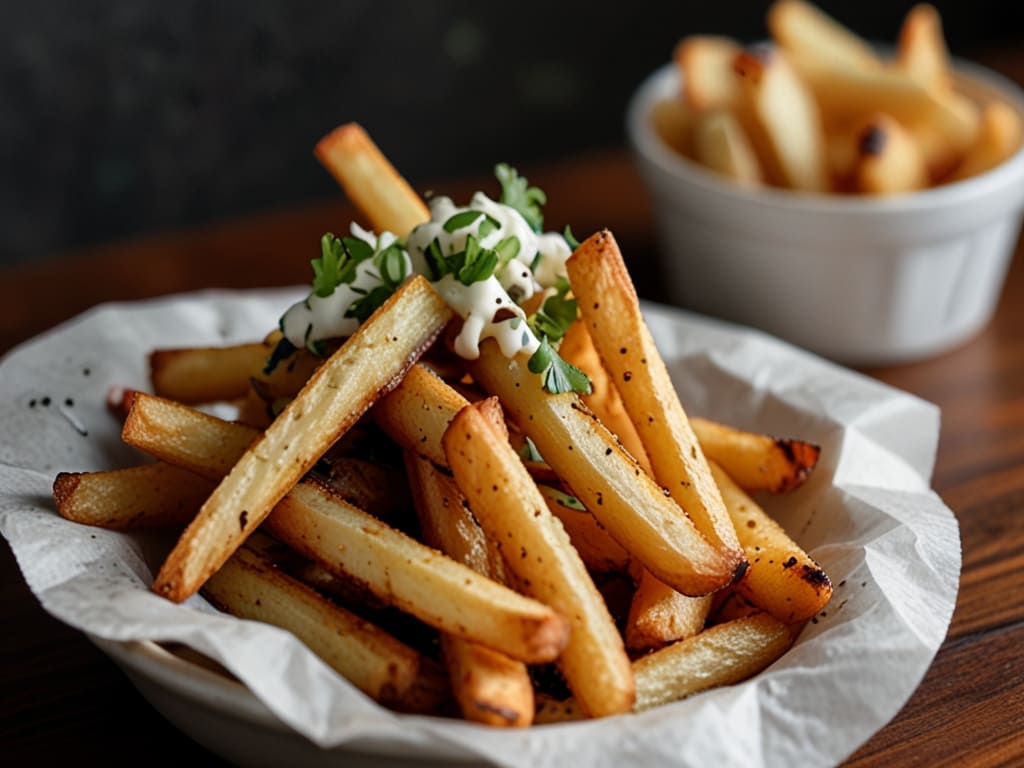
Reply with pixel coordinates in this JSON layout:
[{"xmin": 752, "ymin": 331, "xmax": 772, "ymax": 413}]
[{"xmin": 627, "ymin": 2, "xmax": 1024, "ymax": 365}]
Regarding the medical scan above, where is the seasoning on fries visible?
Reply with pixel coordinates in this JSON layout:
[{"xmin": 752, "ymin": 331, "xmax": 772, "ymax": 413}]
[{"xmin": 52, "ymin": 120, "xmax": 831, "ymax": 725}]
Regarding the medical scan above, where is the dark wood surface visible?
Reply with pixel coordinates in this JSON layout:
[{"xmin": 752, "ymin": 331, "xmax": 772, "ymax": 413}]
[{"xmin": 3, "ymin": 124, "xmax": 1023, "ymax": 765}]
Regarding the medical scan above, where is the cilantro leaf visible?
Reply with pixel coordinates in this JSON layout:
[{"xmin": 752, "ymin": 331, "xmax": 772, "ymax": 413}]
[
  {"xmin": 562, "ymin": 225, "xmax": 582, "ymax": 251},
  {"xmin": 496, "ymin": 163, "xmax": 546, "ymax": 232},
  {"xmin": 311, "ymin": 233, "xmax": 374, "ymax": 297},
  {"xmin": 443, "ymin": 210, "xmax": 484, "ymax": 232},
  {"xmin": 457, "ymin": 234, "xmax": 499, "ymax": 285}
]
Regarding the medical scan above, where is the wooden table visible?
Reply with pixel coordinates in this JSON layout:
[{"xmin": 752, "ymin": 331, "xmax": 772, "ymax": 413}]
[{"xmin": 3, "ymin": 144, "xmax": 1023, "ymax": 765}]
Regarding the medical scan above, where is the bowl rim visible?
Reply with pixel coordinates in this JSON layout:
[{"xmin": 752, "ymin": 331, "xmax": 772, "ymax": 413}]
[{"xmin": 627, "ymin": 56, "xmax": 1024, "ymax": 215}]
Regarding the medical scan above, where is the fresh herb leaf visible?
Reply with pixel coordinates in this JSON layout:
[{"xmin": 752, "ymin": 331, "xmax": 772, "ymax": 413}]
[
  {"xmin": 311, "ymin": 233, "xmax": 375, "ymax": 297},
  {"xmin": 346, "ymin": 285, "xmax": 395, "ymax": 322},
  {"xmin": 494, "ymin": 236, "xmax": 521, "ymax": 271},
  {"xmin": 520, "ymin": 436, "xmax": 544, "ymax": 463},
  {"xmin": 527, "ymin": 336, "xmax": 592, "ymax": 395},
  {"xmin": 477, "ymin": 216, "xmax": 499, "ymax": 241},
  {"xmin": 496, "ymin": 163, "xmax": 546, "ymax": 232},
  {"xmin": 528, "ymin": 276, "xmax": 578, "ymax": 343},
  {"xmin": 562, "ymin": 225, "xmax": 581, "ymax": 251},
  {"xmin": 457, "ymin": 234, "xmax": 499, "ymax": 285},
  {"xmin": 443, "ymin": 210, "xmax": 484, "ymax": 233}
]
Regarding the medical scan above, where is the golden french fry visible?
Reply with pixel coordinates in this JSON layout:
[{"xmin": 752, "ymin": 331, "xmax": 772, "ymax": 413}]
[
  {"xmin": 148, "ymin": 343, "xmax": 269, "ymax": 405},
  {"xmin": 374, "ymin": 364, "xmax": 468, "ymax": 468},
  {"xmin": 950, "ymin": 99, "xmax": 1023, "ymax": 181},
  {"xmin": 631, "ymin": 612, "xmax": 799, "ymax": 712},
  {"xmin": 265, "ymin": 479, "xmax": 570, "ymax": 665},
  {"xmin": 535, "ymin": 613, "xmax": 799, "ymax": 722},
  {"xmin": 767, "ymin": 0, "xmax": 881, "ymax": 74},
  {"xmin": 674, "ymin": 35, "xmax": 744, "ymax": 113},
  {"xmin": 733, "ymin": 47, "xmax": 829, "ymax": 191},
  {"xmin": 853, "ymin": 113, "xmax": 930, "ymax": 195},
  {"xmin": 536, "ymin": 484, "xmax": 632, "ymax": 574},
  {"xmin": 469, "ymin": 341, "xmax": 741, "ymax": 597},
  {"xmin": 626, "ymin": 572, "xmax": 712, "ymax": 651},
  {"xmin": 405, "ymin": 452, "xmax": 532, "ymax": 726},
  {"xmin": 443, "ymin": 398, "xmax": 635, "ymax": 718},
  {"xmin": 690, "ymin": 417, "xmax": 820, "ymax": 494},
  {"xmin": 559, "ymin": 320, "xmax": 651, "ymax": 471},
  {"xmin": 202, "ymin": 543, "xmax": 449, "ymax": 713},
  {"xmin": 53, "ymin": 463, "xmax": 213, "ymax": 530},
  {"xmin": 567, "ymin": 230, "xmax": 743, "ymax": 563},
  {"xmin": 897, "ymin": 4, "xmax": 952, "ymax": 92},
  {"xmin": 152, "ymin": 276, "xmax": 452, "ymax": 603},
  {"xmin": 122, "ymin": 393, "xmax": 259, "ymax": 480},
  {"xmin": 692, "ymin": 108, "xmax": 765, "ymax": 186},
  {"xmin": 315, "ymin": 123, "xmax": 430, "ymax": 237},
  {"xmin": 711, "ymin": 462, "xmax": 831, "ymax": 623}
]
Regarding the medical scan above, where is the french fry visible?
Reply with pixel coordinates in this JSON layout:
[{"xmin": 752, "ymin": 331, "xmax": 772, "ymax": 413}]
[
  {"xmin": 469, "ymin": 341, "xmax": 741, "ymax": 597},
  {"xmin": 853, "ymin": 113, "xmax": 930, "ymax": 195},
  {"xmin": 558, "ymin": 321, "xmax": 708, "ymax": 645},
  {"xmin": 690, "ymin": 417, "xmax": 820, "ymax": 494},
  {"xmin": 405, "ymin": 452, "xmax": 532, "ymax": 726},
  {"xmin": 443, "ymin": 398, "xmax": 635, "ymax": 718},
  {"xmin": 626, "ymin": 573, "xmax": 712, "ymax": 651},
  {"xmin": 733, "ymin": 47, "xmax": 829, "ymax": 192},
  {"xmin": 691, "ymin": 108, "xmax": 765, "ymax": 186},
  {"xmin": 674, "ymin": 36, "xmax": 744, "ymax": 113},
  {"xmin": 567, "ymin": 230, "xmax": 743, "ymax": 563},
  {"xmin": 535, "ymin": 613, "xmax": 799, "ymax": 722},
  {"xmin": 767, "ymin": 0, "xmax": 881, "ymax": 74},
  {"xmin": 53, "ymin": 463, "xmax": 213, "ymax": 530},
  {"xmin": 315, "ymin": 123, "xmax": 430, "ymax": 237},
  {"xmin": 202, "ymin": 543, "xmax": 449, "ymax": 713},
  {"xmin": 651, "ymin": 97, "xmax": 693, "ymax": 157},
  {"xmin": 149, "ymin": 343, "xmax": 270, "ymax": 405},
  {"xmin": 536, "ymin": 484, "xmax": 632, "ymax": 574},
  {"xmin": 711, "ymin": 462, "xmax": 832, "ymax": 623},
  {"xmin": 152, "ymin": 276, "xmax": 452, "ymax": 603},
  {"xmin": 373, "ymin": 364, "xmax": 468, "ymax": 468},
  {"xmin": 897, "ymin": 3, "xmax": 952, "ymax": 92},
  {"xmin": 950, "ymin": 100, "xmax": 1023, "ymax": 182},
  {"xmin": 265, "ymin": 478, "xmax": 570, "ymax": 665},
  {"xmin": 122, "ymin": 393, "xmax": 259, "ymax": 480}
]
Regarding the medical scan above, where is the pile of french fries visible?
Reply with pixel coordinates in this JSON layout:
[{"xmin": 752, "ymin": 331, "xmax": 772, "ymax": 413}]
[
  {"xmin": 53, "ymin": 123, "xmax": 832, "ymax": 727},
  {"xmin": 655, "ymin": 1, "xmax": 1023, "ymax": 195}
]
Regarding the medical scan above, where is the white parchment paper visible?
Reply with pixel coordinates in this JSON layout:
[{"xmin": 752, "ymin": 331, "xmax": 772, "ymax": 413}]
[{"xmin": 0, "ymin": 289, "xmax": 960, "ymax": 767}]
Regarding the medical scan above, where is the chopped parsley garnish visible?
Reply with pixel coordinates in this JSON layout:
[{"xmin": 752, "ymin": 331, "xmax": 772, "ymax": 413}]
[
  {"xmin": 496, "ymin": 163, "xmax": 546, "ymax": 233},
  {"xmin": 312, "ymin": 233, "xmax": 373, "ymax": 297},
  {"xmin": 520, "ymin": 435, "xmax": 545, "ymax": 463},
  {"xmin": 425, "ymin": 233, "xmax": 501, "ymax": 286},
  {"xmin": 345, "ymin": 242, "xmax": 408, "ymax": 321}
]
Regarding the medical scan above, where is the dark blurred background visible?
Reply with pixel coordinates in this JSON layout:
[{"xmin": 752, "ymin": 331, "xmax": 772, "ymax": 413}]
[{"xmin": 2, "ymin": 0, "xmax": 1022, "ymax": 265}]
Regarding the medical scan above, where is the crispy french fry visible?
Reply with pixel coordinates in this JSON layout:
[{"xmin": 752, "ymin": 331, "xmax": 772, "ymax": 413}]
[
  {"xmin": 265, "ymin": 478, "xmax": 569, "ymax": 665},
  {"xmin": 853, "ymin": 112, "xmax": 930, "ymax": 195},
  {"xmin": 149, "ymin": 343, "xmax": 270, "ymax": 405},
  {"xmin": 626, "ymin": 572, "xmax": 712, "ymax": 651},
  {"xmin": 567, "ymin": 230, "xmax": 743, "ymax": 563},
  {"xmin": 152, "ymin": 276, "xmax": 452, "ymax": 603},
  {"xmin": 122, "ymin": 393, "xmax": 259, "ymax": 480},
  {"xmin": 315, "ymin": 123, "xmax": 430, "ymax": 237},
  {"xmin": 733, "ymin": 47, "xmax": 829, "ymax": 191},
  {"xmin": 536, "ymin": 484, "xmax": 632, "ymax": 574},
  {"xmin": 405, "ymin": 452, "xmax": 532, "ymax": 726},
  {"xmin": 692, "ymin": 108, "xmax": 765, "ymax": 186},
  {"xmin": 444, "ymin": 398, "xmax": 635, "ymax": 718},
  {"xmin": 897, "ymin": 4, "xmax": 952, "ymax": 92},
  {"xmin": 690, "ymin": 417, "xmax": 820, "ymax": 494},
  {"xmin": 202, "ymin": 543, "xmax": 449, "ymax": 712},
  {"xmin": 470, "ymin": 341, "xmax": 741, "ymax": 596},
  {"xmin": 674, "ymin": 35, "xmax": 744, "ymax": 113},
  {"xmin": 559, "ymin": 320, "xmax": 651, "ymax": 471},
  {"xmin": 950, "ymin": 99, "xmax": 1023, "ymax": 181},
  {"xmin": 535, "ymin": 613, "xmax": 799, "ymax": 722},
  {"xmin": 711, "ymin": 462, "xmax": 831, "ymax": 623},
  {"xmin": 53, "ymin": 463, "xmax": 213, "ymax": 530},
  {"xmin": 767, "ymin": 0, "xmax": 881, "ymax": 74},
  {"xmin": 374, "ymin": 364, "xmax": 468, "ymax": 468}
]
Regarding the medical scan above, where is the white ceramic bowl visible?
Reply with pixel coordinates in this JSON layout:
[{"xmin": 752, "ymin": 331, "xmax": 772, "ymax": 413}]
[{"xmin": 627, "ymin": 60, "xmax": 1024, "ymax": 366}]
